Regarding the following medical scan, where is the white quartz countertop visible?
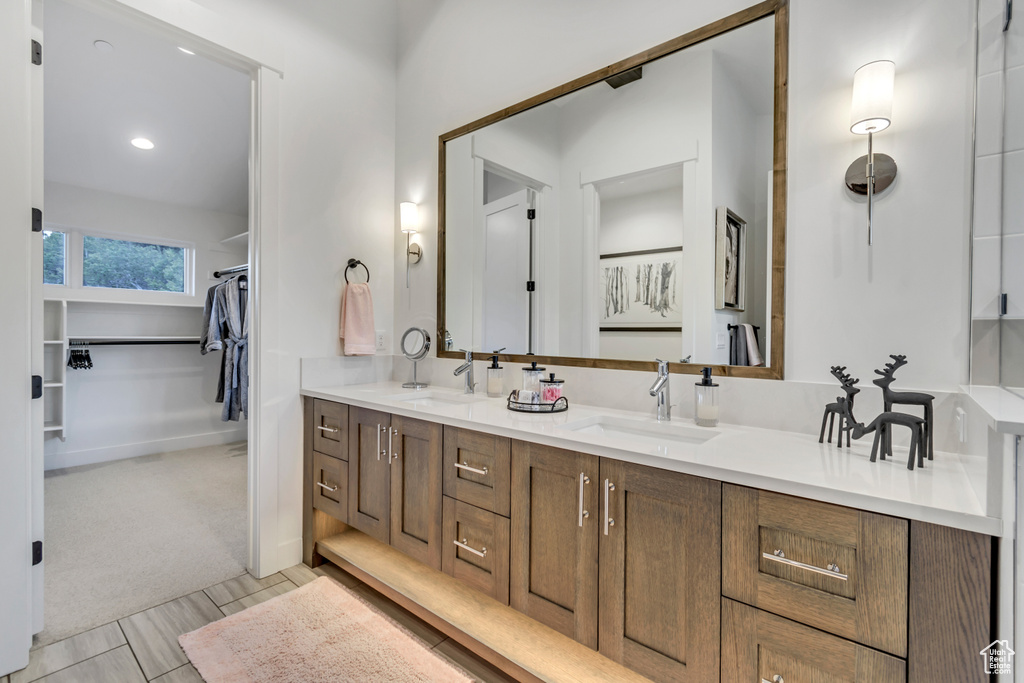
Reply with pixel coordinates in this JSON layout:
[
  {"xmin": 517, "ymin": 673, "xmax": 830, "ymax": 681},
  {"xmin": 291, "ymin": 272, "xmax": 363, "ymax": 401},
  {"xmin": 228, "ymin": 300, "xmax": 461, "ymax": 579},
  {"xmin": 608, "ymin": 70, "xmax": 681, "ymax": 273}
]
[
  {"xmin": 961, "ymin": 385, "xmax": 1024, "ymax": 434},
  {"xmin": 302, "ymin": 382, "xmax": 1001, "ymax": 537}
]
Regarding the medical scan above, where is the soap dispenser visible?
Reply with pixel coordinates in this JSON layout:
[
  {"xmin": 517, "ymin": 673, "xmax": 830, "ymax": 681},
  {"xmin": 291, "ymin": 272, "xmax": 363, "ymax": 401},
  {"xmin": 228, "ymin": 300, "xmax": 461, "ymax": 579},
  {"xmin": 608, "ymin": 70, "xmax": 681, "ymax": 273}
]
[
  {"xmin": 487, "ymin": 355, "xmax": 504, "ymax": 398},
  {"xmin": 694, "ymin": 367, "xmax": 719, "ymax": 427}
]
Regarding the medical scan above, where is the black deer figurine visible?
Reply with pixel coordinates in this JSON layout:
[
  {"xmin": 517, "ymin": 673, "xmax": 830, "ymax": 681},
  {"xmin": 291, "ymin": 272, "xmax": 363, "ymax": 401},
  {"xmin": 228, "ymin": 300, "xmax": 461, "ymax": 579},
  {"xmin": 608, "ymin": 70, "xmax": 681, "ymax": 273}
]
[
  {"xmin": 819, "ymin": 366, "xmax": 859, "ymax": 447},
  {"xmin": 840, "ymin": 389, "xmax": 927, "ymax": 471},
  {"xmin": 873, "ymin": 355, "xmax": 935, "ymax": 461}
]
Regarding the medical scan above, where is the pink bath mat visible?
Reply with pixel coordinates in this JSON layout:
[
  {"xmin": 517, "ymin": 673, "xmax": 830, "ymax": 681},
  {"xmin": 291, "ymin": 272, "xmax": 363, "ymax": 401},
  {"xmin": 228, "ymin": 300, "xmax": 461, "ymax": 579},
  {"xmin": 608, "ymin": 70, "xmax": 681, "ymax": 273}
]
[{"xmin": 179, "ymin": 576, "xmax": 474, "ymax": 682}]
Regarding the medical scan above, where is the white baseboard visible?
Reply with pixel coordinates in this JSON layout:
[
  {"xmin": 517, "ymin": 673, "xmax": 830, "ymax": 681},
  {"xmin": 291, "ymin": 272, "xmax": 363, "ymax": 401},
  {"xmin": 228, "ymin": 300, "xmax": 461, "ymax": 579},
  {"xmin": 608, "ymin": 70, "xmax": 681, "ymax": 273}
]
[
  {"xmin": 276, "ymin": 537, "xmax": 303, "ymax": 575},
  {"xmin": 44, "ymin": 429, "xmax": 248, "ymax": 471}
]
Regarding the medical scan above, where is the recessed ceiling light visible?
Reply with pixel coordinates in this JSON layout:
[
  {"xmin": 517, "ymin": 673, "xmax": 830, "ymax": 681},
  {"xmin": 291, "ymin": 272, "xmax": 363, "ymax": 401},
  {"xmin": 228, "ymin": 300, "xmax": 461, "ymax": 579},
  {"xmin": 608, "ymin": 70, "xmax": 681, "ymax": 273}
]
[
  {"xmin": 93, "ymin": 40, "xmax": 114, "ymax": 53},
  {"xmin": 177, "ymin": 47, "xmax": 195, "ymax": 55},
  {"xmin": 131, "ymin": 138, "xmax": 155, "ymax": 150}
]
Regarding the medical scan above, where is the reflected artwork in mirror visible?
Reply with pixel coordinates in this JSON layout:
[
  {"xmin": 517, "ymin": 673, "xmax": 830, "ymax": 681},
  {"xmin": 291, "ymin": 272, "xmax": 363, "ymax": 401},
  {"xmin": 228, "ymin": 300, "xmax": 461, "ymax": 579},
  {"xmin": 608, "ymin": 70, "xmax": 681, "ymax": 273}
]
[{"xmin": 438, "ymin": 0, "xmax": 788, "ymax": 378}]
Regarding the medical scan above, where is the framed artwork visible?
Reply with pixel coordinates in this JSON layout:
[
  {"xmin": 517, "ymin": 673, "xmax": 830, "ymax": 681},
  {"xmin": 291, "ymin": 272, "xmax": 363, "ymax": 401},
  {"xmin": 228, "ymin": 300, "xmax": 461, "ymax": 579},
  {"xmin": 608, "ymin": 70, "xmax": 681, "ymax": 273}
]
[
  {"xmin": 599, "ymin": 246, "xmax": 683, "ymax": 331},
  {"xmin": 715, "ymin": 207, "xmax": 746, "ymax": 311}
]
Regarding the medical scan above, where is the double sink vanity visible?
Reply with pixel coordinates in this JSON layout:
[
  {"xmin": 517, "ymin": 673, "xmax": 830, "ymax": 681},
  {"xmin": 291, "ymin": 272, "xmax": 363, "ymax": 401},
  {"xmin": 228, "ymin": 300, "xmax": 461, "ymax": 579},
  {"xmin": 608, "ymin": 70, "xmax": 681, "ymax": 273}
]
[
  {"xmin": 301, "ymin": 383, "xmax": 996, "ymax": 683},
  {"xmin": 300, "ymin": 0, "xmax": 998, "ymax": 680}
]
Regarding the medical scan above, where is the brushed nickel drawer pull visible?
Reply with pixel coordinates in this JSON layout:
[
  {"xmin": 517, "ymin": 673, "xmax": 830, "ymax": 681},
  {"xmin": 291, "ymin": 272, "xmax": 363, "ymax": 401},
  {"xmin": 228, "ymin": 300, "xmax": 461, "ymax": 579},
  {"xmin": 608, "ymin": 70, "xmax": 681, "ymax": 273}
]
[
  {"xmin": 377, "ymin": 423, "xmax": 382, "ymax": 461},
  {"xmin": 388, "ymin": 427, "xmax": 393, "ymax": 464},
  {"xmin": 390, "ymin": 427, "xmax": 399, "ymax": 462},
  {"xmin": 454, "ymin": 538, "xmax": 487, "ymax": 558},
  {"xmin": 454, "ymin": 462, "xmax": 488, "ymax": 476},
  {"xmin": 316, "ymin": 425, "xmax": 339, "ymax": 434},
  {"xmin": 316, "ymin": 481, "xmax": 338, "ymax": 493},
  {"xmin": 763, "ymin": 549, "xmax": 848, "ymax": 581},
  {"xmin": 604, "ymin": 479, "xmax": 615, "ymax": 536},
  {"xmin": 578, "ymin": 473, "xmax": 590, "ymax": 527}
]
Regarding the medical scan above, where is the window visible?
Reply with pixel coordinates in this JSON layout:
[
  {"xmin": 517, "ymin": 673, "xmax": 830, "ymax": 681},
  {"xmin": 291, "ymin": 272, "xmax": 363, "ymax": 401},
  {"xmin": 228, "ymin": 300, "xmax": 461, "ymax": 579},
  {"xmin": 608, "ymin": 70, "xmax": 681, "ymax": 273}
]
[
  {"xmin": 42, "ymin": 226, "xmax": 194, "ymax": 298},
  {"xmin": 42, "ymin": 230, "xmax": 66, "ymax": 285},
  {"xmin": 82, "ymin": 235, "xmax": 186, "ymax": 293}
]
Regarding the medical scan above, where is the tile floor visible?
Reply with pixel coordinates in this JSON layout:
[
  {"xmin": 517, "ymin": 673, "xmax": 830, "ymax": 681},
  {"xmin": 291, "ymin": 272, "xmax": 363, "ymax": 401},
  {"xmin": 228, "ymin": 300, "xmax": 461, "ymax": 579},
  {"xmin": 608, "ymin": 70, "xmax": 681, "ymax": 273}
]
[{"xmin": 11, "ymin": 563, "xmax": 517, "ymax": 683}]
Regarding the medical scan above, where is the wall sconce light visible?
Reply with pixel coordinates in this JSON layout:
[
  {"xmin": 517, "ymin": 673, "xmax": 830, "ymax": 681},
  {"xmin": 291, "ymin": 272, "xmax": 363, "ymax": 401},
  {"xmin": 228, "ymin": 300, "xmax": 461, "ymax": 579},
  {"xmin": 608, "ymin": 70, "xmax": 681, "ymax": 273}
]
[
  {"xmin": 846, "ymin": 60, "xmax": 897, "ymax": 246},
  {"xmin": 400, "ymin": 202, "xmax": 422, "ymax": 288}
]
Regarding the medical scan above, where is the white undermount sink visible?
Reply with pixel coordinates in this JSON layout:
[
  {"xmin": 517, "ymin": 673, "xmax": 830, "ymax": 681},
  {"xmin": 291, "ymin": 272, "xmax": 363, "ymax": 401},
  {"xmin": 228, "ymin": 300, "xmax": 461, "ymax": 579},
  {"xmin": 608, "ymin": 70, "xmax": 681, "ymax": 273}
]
[
  {"xmin": 385, "ymin": 390, "xmax": 484, "ymax": 408},
  {"xmin": 559, "ymin": 414, "xmax": 720, "ymax": 447}
]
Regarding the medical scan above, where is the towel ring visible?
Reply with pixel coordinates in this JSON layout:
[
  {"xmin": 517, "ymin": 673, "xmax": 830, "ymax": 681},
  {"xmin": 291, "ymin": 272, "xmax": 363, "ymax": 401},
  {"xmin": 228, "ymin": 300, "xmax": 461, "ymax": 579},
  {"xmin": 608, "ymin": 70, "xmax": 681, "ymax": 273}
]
[{"xmin": 345, "ymin": 259, "xmax": 370, "ymax": 284}]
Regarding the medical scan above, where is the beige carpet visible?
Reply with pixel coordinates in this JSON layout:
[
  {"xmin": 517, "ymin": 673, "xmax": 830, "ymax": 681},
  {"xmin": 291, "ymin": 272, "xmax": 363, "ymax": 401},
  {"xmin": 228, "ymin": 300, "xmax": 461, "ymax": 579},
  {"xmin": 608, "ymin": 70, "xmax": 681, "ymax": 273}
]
[
  {"xmin": 37, "ymin": 441, "xmax": 248, "ymax": 647},
  {"xmin": 180, "ymin": 577, "xmax": 474, "ymax": 682}
]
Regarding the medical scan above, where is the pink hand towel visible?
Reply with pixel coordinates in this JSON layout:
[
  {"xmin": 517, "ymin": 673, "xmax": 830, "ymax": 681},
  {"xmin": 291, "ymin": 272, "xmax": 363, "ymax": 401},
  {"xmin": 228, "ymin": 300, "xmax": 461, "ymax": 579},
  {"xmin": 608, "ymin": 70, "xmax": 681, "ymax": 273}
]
[{"xmin": 340, "ymin": 283, "xmax": 376, "ymax": 356}]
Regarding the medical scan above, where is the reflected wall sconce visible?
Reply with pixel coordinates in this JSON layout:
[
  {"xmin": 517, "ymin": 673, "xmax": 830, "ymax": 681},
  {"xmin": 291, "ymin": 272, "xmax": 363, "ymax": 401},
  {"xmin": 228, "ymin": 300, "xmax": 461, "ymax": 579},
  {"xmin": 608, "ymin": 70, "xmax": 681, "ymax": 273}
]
[
  {"xmin": 846, "ymin": 60, "xmax": 897, "ymax": 246},
  {"xmin": 400, "ymin": 201, "xmax": 422, "ymax": 288}
]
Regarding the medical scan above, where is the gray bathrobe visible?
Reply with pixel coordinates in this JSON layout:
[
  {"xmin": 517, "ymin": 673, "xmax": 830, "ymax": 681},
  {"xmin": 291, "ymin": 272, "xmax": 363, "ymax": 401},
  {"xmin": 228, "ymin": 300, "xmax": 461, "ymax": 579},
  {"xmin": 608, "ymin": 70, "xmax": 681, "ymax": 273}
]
[{"xmin": 204, "ymin": 276, "xmax": 249, "ymax": 421}]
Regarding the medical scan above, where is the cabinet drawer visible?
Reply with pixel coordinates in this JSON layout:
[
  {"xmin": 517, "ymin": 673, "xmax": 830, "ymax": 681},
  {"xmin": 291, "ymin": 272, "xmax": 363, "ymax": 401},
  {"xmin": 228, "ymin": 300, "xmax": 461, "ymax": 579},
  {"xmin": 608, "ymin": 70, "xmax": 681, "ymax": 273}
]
[
  {"xmin": 443, "ymin": 428, "xmax": 510, "ymax": 516},
  {"xmin": 312, "ymin": 451, "xmax": 348, "ymax": 522},
  {"xmin": 313, "ymin": 399, "xmax": 347, "ymax": 460},
  {"xmin": 442, "ymin": 496, "xmax": 510, "ymax": 605},
  {"xmin": 722, "ymin": 484, "xmax": 908, "ymax": 657},
  {"xmin": 722, "ymin": 599, "xmax": 906, "ymax": 683}
]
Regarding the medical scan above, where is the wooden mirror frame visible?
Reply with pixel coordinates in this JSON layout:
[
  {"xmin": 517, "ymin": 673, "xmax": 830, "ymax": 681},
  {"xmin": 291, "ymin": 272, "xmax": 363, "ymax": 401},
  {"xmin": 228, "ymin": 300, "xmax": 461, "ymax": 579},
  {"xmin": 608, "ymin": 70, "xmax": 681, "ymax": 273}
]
[{"xmin": 437, "ymin": 0, "xmax": 788, "ymax": 379}]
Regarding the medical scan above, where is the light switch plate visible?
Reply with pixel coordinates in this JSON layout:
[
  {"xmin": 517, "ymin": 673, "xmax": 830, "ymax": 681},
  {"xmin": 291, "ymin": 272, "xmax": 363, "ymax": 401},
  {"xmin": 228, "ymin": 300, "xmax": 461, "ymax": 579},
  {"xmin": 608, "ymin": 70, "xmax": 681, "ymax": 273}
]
[
  {"xmin": 716, "ymin": 333, "xmax": 727, "ymax": 349},
  {"xmin": 376, "ymin": 330, "xmax": 387, "ymax": 351}
]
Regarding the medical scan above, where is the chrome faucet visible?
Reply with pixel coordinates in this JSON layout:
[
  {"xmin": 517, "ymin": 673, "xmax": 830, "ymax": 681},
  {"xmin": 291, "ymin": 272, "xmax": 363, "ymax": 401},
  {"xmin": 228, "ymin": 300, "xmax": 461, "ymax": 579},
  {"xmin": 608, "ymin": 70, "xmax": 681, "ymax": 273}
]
[
  {"xmin": 453, "ymin": 349, "xmax": 475, "ymax": 394},
  {"xmin": 649, "ymin": 359, "xmax": 671, "ymax": 421}
]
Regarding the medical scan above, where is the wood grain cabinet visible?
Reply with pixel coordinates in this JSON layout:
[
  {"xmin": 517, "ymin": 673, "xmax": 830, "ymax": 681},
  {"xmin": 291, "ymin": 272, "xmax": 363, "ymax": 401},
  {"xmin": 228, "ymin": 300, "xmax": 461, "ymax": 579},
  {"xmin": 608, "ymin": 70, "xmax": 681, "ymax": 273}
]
[
  {"xmin": 312, "ymin": 451, "xmax": 348, "ymax": 522},
  {"xmin": 509, "ymin": 442, "xmax": 721, "ymax": 682},
  {"xmin": 722, "ymin": 484, "xmax": 908, "ymax": 657},
  {"xmin": 722, "ymin": 598, "xmax": 906, "ymax": 683},
  {"xmin": 312, "ymin": 398, "xmax": 346, "ymax": 459},
  {"xmin": 510, "ymin": 442, "xmax": 600, "ymax": 649},
  {"xmin": 600, "ymin": 458, "xmax": 722, "ymax": 683},
  {"xmin": 346, "ymin": 406, "xmax": 444, "ymax": 569},
  {"xmin": 443, "ymin": 427, "xmax": 511, "ymax": 516},
  {"xmin": 442, "ymin": 496, "xmax": 510, "ymax": 604}
]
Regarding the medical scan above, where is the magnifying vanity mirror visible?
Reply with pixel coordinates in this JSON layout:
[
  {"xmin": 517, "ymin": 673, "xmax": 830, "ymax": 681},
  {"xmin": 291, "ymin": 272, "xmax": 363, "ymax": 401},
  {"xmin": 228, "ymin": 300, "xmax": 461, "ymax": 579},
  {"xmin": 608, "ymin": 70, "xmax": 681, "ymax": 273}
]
[
  {"xmin": 438, "ymin": 0, "xmax": 788, "ymax": 379},
  {"xmin": 401, "ymin": 327, "xmax": 431, "ymax": 389}
]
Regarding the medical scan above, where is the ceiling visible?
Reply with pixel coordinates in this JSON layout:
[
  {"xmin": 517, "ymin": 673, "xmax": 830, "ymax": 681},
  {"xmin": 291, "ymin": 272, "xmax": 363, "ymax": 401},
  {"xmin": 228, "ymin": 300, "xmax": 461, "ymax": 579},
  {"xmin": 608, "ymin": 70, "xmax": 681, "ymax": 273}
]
[{"xmin": 44, "ymin": 0, "xmax": 251, "ymax": 217}]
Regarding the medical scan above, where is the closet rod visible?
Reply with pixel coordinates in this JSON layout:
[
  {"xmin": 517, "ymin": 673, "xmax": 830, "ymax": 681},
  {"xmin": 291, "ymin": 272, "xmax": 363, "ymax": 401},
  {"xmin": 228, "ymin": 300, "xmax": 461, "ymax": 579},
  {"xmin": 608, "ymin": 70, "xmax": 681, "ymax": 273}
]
[
  {"xmin": 69, "ymin": 339, "xmax": 200, "ymax": 346},
  {"xmin": 214, "ymin": 264, "xmax": 248, "ymax": 278}
]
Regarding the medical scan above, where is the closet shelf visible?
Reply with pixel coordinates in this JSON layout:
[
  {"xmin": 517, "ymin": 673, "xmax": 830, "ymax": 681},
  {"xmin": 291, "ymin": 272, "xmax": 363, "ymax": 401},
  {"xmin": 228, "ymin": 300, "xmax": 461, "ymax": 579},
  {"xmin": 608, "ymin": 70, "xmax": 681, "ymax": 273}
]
[
  {"xmin": 220, "ymin": 232, "xmax": 249, "ymax": 246},
  {"xmin": 43, "ymin": 422, "xmax": 63, "ymax": 433},
  {"xmin": 44, "ymin": 340, "xmax": 64, "ymax": 345},
  {"xmin": 68, "ymin": 336, "xmax": 200, "ymax": 345},
  {"xmin": 43, "ymin": 382, "xmax": 63, "ymax": 389},
  {"xmin": 44, "ymin": 297, "xmax": 205, "ymax": 309}
]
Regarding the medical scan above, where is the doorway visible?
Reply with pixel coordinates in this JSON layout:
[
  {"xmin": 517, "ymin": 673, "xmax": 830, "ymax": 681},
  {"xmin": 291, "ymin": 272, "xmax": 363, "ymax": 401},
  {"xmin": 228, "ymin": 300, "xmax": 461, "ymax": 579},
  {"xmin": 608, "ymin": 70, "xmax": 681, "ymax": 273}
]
[{"xmin": 32, "ymin": 0, "xmax": 257, "ymax": 648}]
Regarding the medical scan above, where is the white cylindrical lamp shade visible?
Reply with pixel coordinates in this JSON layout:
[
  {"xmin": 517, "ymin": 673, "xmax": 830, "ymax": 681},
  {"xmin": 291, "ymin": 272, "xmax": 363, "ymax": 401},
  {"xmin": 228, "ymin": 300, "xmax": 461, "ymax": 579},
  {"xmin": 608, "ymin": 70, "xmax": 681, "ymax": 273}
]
[
  {"xmin": 850, "ymin": 60, "xmax": 894, "ymax": 135},
  {"xmin": 400, "ymin": 202, "xmax": 419, "ymax": 233}
]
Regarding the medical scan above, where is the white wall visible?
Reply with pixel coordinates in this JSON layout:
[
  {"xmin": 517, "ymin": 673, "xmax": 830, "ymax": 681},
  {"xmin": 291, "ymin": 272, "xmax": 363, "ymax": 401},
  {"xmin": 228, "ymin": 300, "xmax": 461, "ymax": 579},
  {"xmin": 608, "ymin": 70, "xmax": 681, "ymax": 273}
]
[
  {"xmin": 599, "ymin": 186, "xmax": 685, "ymax": 361},
  {"xmin": 41, "ymin": 183, "xmax": 248, "ymax": 469},
  {"xmin": 395, "ymin": 0, "xmax": 976, "ymax": 392}
]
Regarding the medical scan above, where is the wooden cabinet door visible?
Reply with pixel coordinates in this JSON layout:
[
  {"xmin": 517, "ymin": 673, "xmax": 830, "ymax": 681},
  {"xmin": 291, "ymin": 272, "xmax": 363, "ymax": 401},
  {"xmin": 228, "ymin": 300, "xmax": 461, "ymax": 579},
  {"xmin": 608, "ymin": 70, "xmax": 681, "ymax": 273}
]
[
  {"xmin": 599, "ymin": 459, "xmax": 721, "ymax": 683},
  {"xmin": 510, "ymin": 441, "xmax": 599, "ymax": 649},
  {"xmin": 442, "ymin": 496, "xmax": 510, "ymax": 604},
  {"xmin": 312, "ymin": 399, "xmax": 347, "ymax": 459},
  {"xmin": 347, "ymin": 407, "xmax": 391, "ymax": 544},
  {"xmin": 722, "ymin": 484, "xmax": 908, "ymax": 657},
  {"xmin": 443, "ymin": 428, "xmax": 511, "ymax": 516},
  {"xmin": 722, "ymin": 598, "xmax": 906, "ymax": 683},
  {"xmin": 389, "ymin": 415, "xmax": 443, "ymax": 570}
]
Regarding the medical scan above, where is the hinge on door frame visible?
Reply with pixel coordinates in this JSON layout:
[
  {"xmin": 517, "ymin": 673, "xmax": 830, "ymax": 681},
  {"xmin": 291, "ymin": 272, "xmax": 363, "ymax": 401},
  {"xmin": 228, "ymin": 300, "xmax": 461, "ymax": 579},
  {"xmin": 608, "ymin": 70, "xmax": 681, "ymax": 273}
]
[
  {"xmin": 527, "ymin": 209, "xmax": 536, "ymax": 220},
  {"xmin": 32, "ymin": 375, "xmax": 42, "ymax": 399},
  {"xmin": 32, "ymin": 208, "xmax": 42, "ymax": 233},
  {"xmin": 1000, "ymin": 293, "xmax": 1008, "ymax": 316},
  {"xmin": 32, "ymin": 541, "xmax": 42, "ymax": 566},
  {"xmin": 1005, "ymin": 0, "xmax": 1013, "ymax": 31},
  {"xmin": 526, "ymin": 281, "xmax": 536, "ymax": 292},
  {"xmin": 31, "ymin": 39, "xmax": 42, "ymax": 66}
]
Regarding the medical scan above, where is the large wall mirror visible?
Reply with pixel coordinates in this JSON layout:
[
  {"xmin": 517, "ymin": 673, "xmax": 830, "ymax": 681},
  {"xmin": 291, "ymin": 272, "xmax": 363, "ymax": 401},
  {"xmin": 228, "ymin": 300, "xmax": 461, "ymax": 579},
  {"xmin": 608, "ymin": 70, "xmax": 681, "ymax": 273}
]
[{"xmin": 438, "ymin": 0, "xmax": 788, "ymax": 378}]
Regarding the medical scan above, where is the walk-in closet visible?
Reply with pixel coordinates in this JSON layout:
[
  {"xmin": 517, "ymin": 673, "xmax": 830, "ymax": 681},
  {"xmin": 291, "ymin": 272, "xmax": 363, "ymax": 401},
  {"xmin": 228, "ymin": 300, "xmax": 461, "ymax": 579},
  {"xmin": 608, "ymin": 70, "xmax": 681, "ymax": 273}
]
[{"xmin": 36, "ymin": 0, "xmax": 253, "ymax": 647}]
